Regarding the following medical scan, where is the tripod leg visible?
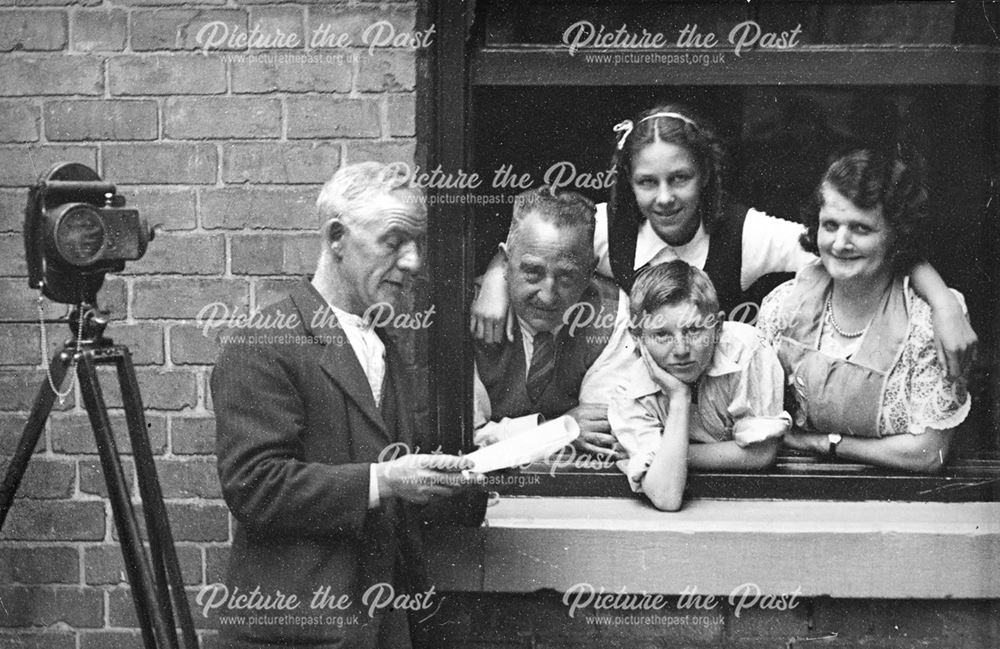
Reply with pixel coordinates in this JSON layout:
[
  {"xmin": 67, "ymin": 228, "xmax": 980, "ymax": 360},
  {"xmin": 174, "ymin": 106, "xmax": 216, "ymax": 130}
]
[
  {"xmin": 116, "ymin": 350, "xmax": 199, "ymax": 649},
  {"xmin": 0, "ymin": 349, "xmax": 74, "ymax": 528},
  {"xmin": 77, "ymin": 351, "xmax": 178, "ymax": 649}
]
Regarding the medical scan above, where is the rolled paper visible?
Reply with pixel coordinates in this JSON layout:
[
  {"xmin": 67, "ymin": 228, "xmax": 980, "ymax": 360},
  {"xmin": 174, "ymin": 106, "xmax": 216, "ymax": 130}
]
[{"xmin": 464, "ymin": 415, "xmax": 579, "ymax": 474}]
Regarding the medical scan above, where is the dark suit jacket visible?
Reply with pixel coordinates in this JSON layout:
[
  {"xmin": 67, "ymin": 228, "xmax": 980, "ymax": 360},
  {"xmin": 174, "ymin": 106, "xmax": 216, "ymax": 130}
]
[{"xmin": 211, "ymin": 279, "xmax": 425, "ymax": 649}]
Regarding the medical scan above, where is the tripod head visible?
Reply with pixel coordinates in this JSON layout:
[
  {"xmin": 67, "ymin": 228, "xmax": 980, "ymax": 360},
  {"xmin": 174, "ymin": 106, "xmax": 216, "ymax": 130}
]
[{"xmin": 67, "ymin": 303, "xmax": 112, "ymax": 348}]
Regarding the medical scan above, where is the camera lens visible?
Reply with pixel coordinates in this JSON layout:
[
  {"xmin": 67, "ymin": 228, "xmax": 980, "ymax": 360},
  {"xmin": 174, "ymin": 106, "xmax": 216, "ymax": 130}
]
[{"xmin": 54, "ymin": 203, "xmax": 105, "ymax": 266}]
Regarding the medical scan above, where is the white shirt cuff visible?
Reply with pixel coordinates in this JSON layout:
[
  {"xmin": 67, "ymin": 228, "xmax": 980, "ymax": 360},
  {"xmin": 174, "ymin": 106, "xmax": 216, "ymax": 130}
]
[{"xmin": 368, "ymin": 463, "xmax": 381, "ymax": 509}]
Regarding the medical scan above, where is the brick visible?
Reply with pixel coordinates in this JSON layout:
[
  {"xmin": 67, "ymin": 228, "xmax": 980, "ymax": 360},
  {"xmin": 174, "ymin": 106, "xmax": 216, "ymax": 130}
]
[
  {"xmin": 0, "ymin": 368, "xmax": 74, "ymax": 412},
  {"xmin": 204, "ymin": 545, "xmax": 228, "ymax": 582},
  {"xmin": 12, "ymin": 458, "xmax": 74, "ymax": 499},
  {"xmin": 170, "ymin": 415, "xmax": 214, "ymax": 454},
  {"xmin": 115, "ymin": 0, "xmax": 225, "ymax": 6},
  {"xmin": 0, "ymin": 101, "xmax": 39, "ymax": 142},
  {"xmin": 223, "ymin": 142, "xmax": 341, "ymax": 184},
  {"xmin": 164, "ymin": 97, "xmax": 280, "ymax": 139},
  {"xmin": 84, "ymin": 543, "xmax": 201, "ymax": 585},
  {"xmin": 0, "ymin": 413, "xmax": 44, "ymax": 455},
  {"xmin": 126, "ymin": 232, "xmax": 224, "ymax": 275},
  {"xmin": 132, "ymin": 9, "xmax": 246, "ymax": 51},
  {"xmin": 109, "ymin": 55, "xmax": 225, "ymax": 96},
  {"xmin": 0, "ymin": 323, "xmax": 40, "ymax": 365},
  {"xmin": 104, "ymin": 144, "xmax": 217, "ymax": 185},
  {"xmin": 200, "ymin": 186, "xmax": 318, "ymax": 229},
  {"xmin": 78, "ymin": 456, "xmax": 135, "ymax": 498},
  {"xmin": 286, "ymin": 97, "xmax": 379, "ymax": 139},
  {"xmin": 44, "ymin": 100, "xmax": 157, "ymax": 141},
  {"xmin": 132, "ymin": 277, "xmax": 249, "ymax": 319},
  {"xmin": 0, "ymin": 55, "xmax": 102, "ymax": 96},
  {"xmin": 253, "ymin": 278, "xmax": 299, "ymax": 310},
  {"xmin": 247, "ymin": 6, "xmax": 304, "ymax": 47},
  {"xmin": 112, "ymin": 501, "xmax": 228, "ymax": 543},
  {"xmin": 386, "ymin": 94, "xmax": 415, "ymax": 137},
  {"xmin": 306, "ymin": 4, "xmax": 415, "ymax": 47},
  {"xmin": 0, "ymin": 585, "xmax": 102, "ymax": 627},
  {"xmin": 93, "ymin": 366, "xmax": 198, "ymax": 410},
  {"xmin": 156, "ymin": 457, "xmax": 221, "ymax": 498},
  {"xmin": 0, "ymin": 145, "xmax": 96, "ymax": 186},
  {"xmin": 103, "ymin": 322, "xmax": 164, "ymax": 365},
  {"xmin": 231, "ymin": 53, "xmax": 352, "ymax": 93},
  {"xmin": 118, "ymin": 187, "xmax": 196, "ymax": 231},
  {"xmin": 357, "ymin": 49, "xmax": 416, "ymax": 92},
  {"xmin": 50, "ymin": 412, "xmax": 167, "ymax": 455},
  {"xmin": 0, "ymin": 274, "xmax": 124, "ymax": 324},
  {"xmin": 0, "ymin": 545, "xmax": 78, "ymax": 584},
  {"xmin": 71, "ymin": 9, "xmax": 127, "ymax": 51},
  {"xmin": 109, "ymin": 586, "xmax": 220, "ymax": 629},
  {"xmin": 0, "ymin": 632, "xmax": 75, "ymax": 649},
  {"xmin": 0, "ymin": 500, "xmax": 105, "ymax": 540},
  {"xmin": 169, "ymin": 323, "xmax": 223, "ymax": 366},
  {"xmin": 0, "ymin": 231, "xmax": 25, "ymax": 274},
  {"xmin": 0, "ymin": 188, "xmax": 27, "ymax": 231},
  {"xmin": 343, "ymin": 139, "xmax": 416, "ymax": 166},
  {"xmin": 0, "ymin": 10, "xmax": 67, "ymax": 51},
  {"xmin": 78, "ymin": 631, "xmax": 144, "ymax": 649},
  {"xmin": 724, "ymin": 600, "xmax": 809, "ymax": 640},
  {"xmin": 230, "ymin": 232, "xmax": 316, "ymax": 275}
]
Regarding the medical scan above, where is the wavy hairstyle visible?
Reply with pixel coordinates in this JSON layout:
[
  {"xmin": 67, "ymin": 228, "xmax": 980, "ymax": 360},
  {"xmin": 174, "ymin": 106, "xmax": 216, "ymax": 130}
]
[
  {"xmin": 799, "ymin": 145, "xmax": 928, "ymax": 271},
  {"xmin": 608, "ymin": 104, "xmax": 729, "ymax": 234}
]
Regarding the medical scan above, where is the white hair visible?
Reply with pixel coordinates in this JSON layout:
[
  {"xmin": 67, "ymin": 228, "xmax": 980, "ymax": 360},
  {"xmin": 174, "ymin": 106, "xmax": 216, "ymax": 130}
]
[{"xmin": 316, "ymin": 161, "xmax": 426, "ymax": 229}]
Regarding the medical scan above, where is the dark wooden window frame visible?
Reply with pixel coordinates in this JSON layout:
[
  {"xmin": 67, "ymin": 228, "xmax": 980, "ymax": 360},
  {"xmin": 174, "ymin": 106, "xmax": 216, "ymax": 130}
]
[{"xmin": 423, "ymin": 0, "xmax": 1000, "ymax": 503}]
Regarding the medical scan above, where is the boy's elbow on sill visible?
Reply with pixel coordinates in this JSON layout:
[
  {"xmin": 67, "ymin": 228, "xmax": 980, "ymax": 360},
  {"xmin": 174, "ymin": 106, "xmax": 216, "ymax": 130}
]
[{"xmin": 642, "ymin": 484, "xmax": 685, "ymax": 511}]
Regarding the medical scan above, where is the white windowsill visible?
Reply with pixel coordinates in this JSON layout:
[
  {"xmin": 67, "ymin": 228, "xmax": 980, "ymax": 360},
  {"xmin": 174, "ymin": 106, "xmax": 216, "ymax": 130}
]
[{"xmin": 424, "ymin": 497, "xmax": 1000, "ymax": 598}]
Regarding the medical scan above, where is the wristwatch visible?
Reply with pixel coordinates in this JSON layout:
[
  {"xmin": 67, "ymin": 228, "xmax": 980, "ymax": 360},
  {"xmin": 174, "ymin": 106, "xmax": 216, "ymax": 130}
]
[{"xmin": 827, "ymin": 433, "xmax": 843, "ymax": 458}]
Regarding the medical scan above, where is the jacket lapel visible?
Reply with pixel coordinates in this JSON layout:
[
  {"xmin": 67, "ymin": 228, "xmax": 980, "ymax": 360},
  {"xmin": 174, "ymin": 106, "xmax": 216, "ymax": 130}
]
[{"xmin": 290, "ymin": 280, "xmax": 392, "ymax": 445}]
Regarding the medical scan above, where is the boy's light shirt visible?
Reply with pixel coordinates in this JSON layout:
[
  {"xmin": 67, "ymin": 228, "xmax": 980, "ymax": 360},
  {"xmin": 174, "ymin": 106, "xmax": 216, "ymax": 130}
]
[{"xmin": 610, "ymin": 321, "xmax": 789, "ymax": 492}]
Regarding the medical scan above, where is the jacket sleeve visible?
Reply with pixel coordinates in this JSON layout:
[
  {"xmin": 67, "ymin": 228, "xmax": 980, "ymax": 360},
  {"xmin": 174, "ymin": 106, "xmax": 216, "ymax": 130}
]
[{"xmin": 211, "ymin": 338, "xmax": 370, "ymax": 539}]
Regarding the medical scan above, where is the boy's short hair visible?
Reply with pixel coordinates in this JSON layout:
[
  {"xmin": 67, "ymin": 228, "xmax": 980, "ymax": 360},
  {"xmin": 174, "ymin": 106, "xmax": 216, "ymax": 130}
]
[{"xmin": 629, "ymin": 260, "xmax": 720, "ymax": 332}]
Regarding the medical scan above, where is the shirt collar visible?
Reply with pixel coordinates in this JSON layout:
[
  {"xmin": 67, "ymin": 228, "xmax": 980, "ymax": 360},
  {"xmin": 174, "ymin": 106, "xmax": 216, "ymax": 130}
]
[
  {"xmin": 328, "ymin": 303, "xmax": 375, "ymax": 333},
  {"xmin": 517, "ymin": 317, "xmax": 563, "ymax": 340},
  {"xmin": 634, "ymin": 219, "xmax": 709, "ymax": 269}
]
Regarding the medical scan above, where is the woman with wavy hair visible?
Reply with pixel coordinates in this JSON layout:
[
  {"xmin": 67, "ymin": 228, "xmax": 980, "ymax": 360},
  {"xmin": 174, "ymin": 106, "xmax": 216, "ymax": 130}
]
[{"xmin": 757, "ymin": 146, "xmax": 970, "ymax": 472}]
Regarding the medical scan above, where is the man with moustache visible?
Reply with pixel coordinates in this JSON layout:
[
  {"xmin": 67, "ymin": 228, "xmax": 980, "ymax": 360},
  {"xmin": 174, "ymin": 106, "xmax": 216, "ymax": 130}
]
[
  {"xmin": 212, "ymin": 162, "xmax": 478, "ymax": 649},
  {"xmin": 473, "ymin": 186, "xmax": 636, "ymax": 459}
]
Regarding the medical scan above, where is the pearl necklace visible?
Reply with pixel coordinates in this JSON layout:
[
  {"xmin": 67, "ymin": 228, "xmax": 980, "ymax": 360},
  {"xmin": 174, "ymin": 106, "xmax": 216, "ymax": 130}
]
[{"xmin": 824, "ymin": 294, "xmax": 868, "ymax": 338}]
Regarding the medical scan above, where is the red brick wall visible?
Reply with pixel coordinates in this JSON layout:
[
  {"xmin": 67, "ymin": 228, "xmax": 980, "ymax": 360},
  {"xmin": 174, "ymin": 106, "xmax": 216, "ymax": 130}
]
[{"xmin": 0, "ymin": 1, "xmax": 418, "ymax": 645}]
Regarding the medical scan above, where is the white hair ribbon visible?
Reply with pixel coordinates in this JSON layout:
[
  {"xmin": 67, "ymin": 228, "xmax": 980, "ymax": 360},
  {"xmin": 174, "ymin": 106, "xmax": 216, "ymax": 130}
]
[{"xmin": 613, "ymin": 120, "xmax": 634, "ymax": 150}]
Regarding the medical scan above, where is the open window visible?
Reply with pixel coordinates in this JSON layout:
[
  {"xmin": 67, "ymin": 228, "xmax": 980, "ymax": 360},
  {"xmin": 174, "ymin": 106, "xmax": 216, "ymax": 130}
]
[{"xmin": 425, "ymin": 0, "xmax": 1000, "ymax": 501}]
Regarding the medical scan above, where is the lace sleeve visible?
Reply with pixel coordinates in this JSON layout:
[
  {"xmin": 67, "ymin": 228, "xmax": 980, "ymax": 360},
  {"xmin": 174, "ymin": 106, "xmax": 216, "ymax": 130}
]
[
  {"xmin": 880, "ymin": 290, "xmax": 971, "ymax": 436},
  {"xmin": 756, "ymin": 279, "xmax": 795, "ymax": 348}
]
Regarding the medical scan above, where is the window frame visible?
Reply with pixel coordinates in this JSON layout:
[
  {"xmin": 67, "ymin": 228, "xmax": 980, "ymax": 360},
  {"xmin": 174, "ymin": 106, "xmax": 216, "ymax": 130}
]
[{"xmin": 424, "ymin": 0, "xmax": 1000, "ymax": 501}]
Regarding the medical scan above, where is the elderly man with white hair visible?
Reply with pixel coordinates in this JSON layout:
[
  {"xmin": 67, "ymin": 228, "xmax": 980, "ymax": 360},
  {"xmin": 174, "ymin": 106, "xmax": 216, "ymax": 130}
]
[{"xmin": 212, "ymin": 162, "xmax": 477, "ymax": 649}]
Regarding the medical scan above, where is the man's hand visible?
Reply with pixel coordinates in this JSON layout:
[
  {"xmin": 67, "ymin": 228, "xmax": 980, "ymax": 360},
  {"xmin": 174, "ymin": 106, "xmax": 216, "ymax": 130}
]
[
  {"xmin": 376, "ymin": 454, "xmax": 480, "ymax": 505},
  {"xmin": 566, "ymin": 404, "xmax": 625, "ymax": 460}
]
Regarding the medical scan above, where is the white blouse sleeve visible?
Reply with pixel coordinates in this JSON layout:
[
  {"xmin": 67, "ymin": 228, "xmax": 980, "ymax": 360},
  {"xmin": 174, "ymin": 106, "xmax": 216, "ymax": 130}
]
[
  {"xmin": 593, "ymin": 203, "xmax": 614, "ymax": 279},
  {"xmin": 740, "ymin": 209, "xmax": 817, "ymax": 290}
]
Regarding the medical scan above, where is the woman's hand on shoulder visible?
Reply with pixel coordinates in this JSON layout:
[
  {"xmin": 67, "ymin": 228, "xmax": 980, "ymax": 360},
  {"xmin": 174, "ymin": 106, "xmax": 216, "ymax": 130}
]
[
  {"xmin": 471, "ymin": 263, "xmax": 514, "ymax": 344},
  {"xmin": 931, "ymin": 299, "xmax": 977, "ymax": 379}
]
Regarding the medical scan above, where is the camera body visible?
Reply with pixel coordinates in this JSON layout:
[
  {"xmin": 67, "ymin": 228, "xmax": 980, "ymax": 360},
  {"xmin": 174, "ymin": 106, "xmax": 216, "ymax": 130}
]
[{"xmin": 24, "ymin": 163, "xmax": 152, "ymax": 305}]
